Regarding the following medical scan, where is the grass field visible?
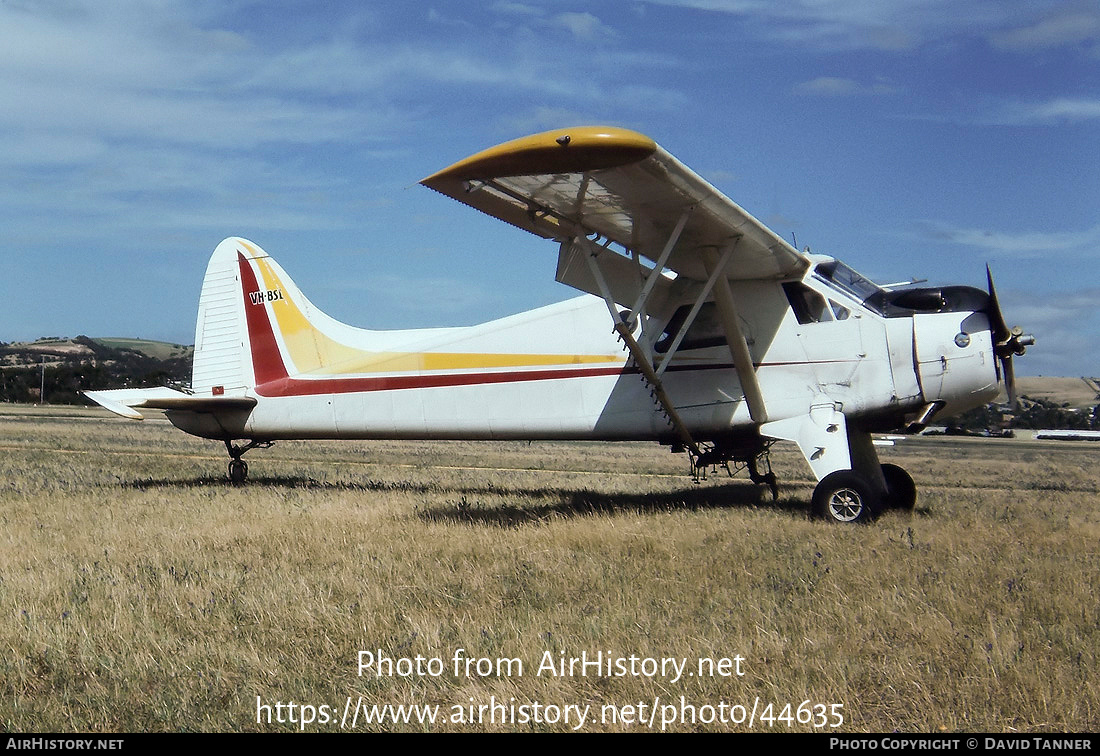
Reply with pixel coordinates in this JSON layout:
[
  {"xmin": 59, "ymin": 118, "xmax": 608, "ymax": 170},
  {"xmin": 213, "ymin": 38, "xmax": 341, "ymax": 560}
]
[{"xmin": 1, "ymin": 405, "xmax": 1097, "ymax": 732}]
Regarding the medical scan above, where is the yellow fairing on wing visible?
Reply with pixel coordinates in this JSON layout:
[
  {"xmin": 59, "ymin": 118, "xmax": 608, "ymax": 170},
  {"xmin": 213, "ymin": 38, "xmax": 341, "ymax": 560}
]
[
  {"xmin": 422, "ymin": 126, "xmax": 657, "ymax": 184},
  {"xmin": 420, "ymin": 126, "xmax": 659, "ymax": 242},
  {"xmin": 247, "ymin": 249, "xmax": 622, "ymax": 377}
]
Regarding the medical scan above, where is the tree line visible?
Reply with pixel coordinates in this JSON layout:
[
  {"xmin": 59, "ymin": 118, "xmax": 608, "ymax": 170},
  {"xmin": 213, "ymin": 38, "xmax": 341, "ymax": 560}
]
[
  {"xmin": 947, "ymin": 397, "xmax": 1100, "ymax": 432},
  {"xmin": 0, "ymin": 337, "xmax": 190, "ymax": 404}
]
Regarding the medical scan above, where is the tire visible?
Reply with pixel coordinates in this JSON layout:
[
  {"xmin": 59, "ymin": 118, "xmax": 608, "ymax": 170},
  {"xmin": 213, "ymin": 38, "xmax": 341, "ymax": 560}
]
[
  {"xmin": 228, "ymin": 459, "xmax": 248, "ymax": 484},
  {"xmin": 881, "ymin": 463, "xmax": 916, "ymax": 510},
  {"xmin": 812, "ymin": 470, "xmax": 882, "ymax": 523}
]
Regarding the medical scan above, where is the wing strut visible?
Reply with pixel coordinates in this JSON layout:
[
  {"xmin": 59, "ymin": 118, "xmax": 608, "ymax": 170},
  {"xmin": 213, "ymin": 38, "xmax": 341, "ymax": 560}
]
[
  {"xmin": 577, "ymin": 237, "xmax": 702, "ymax": 458},
  {"xmin": 625, "ymin": 206, "xmax": 692, "ymax": 329},
  {"xmin": 703, "ymin": 248, "xmax": 769, "ymax": 424}
]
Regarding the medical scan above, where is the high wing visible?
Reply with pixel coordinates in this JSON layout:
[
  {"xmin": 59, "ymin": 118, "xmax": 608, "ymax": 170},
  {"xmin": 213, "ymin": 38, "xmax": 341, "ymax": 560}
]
[
  {"xmin": 422, "ymin": 126, "xmax": 812, "ymax": 428},
  {"xmin": 420, "ymin": 126, "xmax": 810, "ymax": 283}
]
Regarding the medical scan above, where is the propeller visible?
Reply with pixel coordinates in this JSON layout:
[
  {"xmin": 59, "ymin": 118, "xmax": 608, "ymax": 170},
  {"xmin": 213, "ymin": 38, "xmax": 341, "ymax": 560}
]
[{"xmin": 985, "ymin": 264, "xmax": 1035, "ymax": 408}]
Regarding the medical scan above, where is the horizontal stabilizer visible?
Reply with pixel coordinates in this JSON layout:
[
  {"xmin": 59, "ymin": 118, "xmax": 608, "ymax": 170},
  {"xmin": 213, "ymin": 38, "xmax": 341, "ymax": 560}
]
[{"xmin": 83, "ymin": 387, "xmax": 256, "ymax": 420}]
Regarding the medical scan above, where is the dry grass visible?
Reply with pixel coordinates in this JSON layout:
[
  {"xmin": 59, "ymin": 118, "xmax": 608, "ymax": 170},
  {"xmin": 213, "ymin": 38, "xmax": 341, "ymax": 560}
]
[{"xmin": 1, "ymin": 406, "xmax": 1097, "ymax": 732}]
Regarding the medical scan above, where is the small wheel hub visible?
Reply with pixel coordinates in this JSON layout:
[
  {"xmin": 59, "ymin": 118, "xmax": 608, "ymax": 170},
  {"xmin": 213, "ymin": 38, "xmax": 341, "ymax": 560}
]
[{"xmin": 827, "ymin": 488, "xmax": 864, "ymax": 522}]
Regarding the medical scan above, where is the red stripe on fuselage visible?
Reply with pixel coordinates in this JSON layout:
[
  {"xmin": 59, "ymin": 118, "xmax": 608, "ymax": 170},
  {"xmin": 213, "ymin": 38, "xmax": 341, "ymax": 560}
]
[
  {"xmin": 255, "ymin": 365, "xmax": 628, "ymax": 398},
  {"xmin": 238, "ymin": 252, "xmax": 290, "ymax": 385},
  {"xmin": 249, "ymin": 359, "xmax": 858, "ymax": 399}
]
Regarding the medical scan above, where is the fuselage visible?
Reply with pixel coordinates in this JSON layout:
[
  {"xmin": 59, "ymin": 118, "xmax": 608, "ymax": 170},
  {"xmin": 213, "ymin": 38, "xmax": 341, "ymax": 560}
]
[{"xmin": 168, "ymin": 246, "xmax": 1000, "ymax": 445}]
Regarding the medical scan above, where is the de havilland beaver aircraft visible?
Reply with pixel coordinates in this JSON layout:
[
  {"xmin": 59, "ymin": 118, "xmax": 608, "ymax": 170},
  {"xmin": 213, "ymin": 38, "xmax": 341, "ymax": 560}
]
[{"xmin": 85, "ymin": 127, "xmax": 1034, "ymax": 523}]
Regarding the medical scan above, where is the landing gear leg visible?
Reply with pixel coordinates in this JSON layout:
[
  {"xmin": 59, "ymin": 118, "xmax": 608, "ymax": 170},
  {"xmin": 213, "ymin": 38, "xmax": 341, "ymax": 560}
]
[
  {"xmin": 748, "ymin": 452, "xmax": 779, "ymax": 502},
  {"xmin": 223, "ymin": 439, "xmax": 272, "ymax": 484}
]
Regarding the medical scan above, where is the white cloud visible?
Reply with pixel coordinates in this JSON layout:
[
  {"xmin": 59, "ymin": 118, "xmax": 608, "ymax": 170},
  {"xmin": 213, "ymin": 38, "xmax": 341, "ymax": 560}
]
[
  {"xmin": 902, "ymin": 96, "xmax": 1100, "ymax": 128},
  {"xmin": 639, "ymin": 0, "xmax": 1099, "ymax": 53},
  {"xmin": 999, "ymin": 288, "xmax": 1100, "ymax": 377},
  {"xmin": 990, "ymin": 4, "xmax": 1100, "ymax": 52},
  {"xmin": 793, "ymin": 76, "xmax": 898, "ymax": 96},
  {"xmin": 0, "ymin": 3, "xmax": 388, "ymax": 156},
  {"xmin": 921, "ymin": 223, "xmax": 1100, "ymax": 257},
  {"xmin": 1021, "ymin": 98, "xmax": 1100, "ymax": 124},
  {"xmin": 551, "ymin": 12, "xmax": 616, "ymax": 40},
  {"xmin": 638, "ymin": 0, "xmax": 937, "ymax": 50},
  {"xmin": 490, "ymin": 2, "xmax": 545, "ymax": 18}
]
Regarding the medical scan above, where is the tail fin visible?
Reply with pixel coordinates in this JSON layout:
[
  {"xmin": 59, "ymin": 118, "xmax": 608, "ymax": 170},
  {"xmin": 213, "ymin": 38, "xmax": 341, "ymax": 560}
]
[
  {"xmin": 192, "ymin": 237, "xmax": 364, "ymax": 394},
  {"xmin": 191, "ymin": 237, "xmax": 258, "ymax": 394}
]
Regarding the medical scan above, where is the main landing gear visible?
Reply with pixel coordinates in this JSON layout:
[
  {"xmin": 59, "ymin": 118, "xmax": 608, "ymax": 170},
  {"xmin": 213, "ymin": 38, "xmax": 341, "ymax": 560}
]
[
  {"xmin": 224, "ymin": 439, "xmax": 272, "ymax": 484},
  {"xmin": 747, "ymin": 454, "xmax": 780, "ymax": 503},
  {"xmin": 811, "ymin": 464, "xmax": 916, "ymax": 523}
]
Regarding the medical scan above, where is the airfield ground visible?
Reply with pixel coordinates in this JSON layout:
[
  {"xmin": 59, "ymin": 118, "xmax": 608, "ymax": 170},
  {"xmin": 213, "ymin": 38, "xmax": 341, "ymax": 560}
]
[{"xmin": 1, "ymin": 404, "xmax": 1097, "ymax": 732}]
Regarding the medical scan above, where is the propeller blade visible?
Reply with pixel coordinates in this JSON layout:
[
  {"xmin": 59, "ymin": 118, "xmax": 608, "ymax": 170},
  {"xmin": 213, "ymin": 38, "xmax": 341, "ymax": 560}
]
[
  {"xmin": 985, "ymin": 264, "xmax": 1010, "ymax": 345},
  {"xmin": 1003, "ymin": 352, "xmax": 1017, "ymax": 409},
  {"xmin": 985, "ymin": 264, "xmax": 1030, "ymax": 409}
]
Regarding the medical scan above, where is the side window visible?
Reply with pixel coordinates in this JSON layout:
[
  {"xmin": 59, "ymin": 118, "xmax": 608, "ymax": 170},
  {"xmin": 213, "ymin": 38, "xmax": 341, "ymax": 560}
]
[
  {"xmin": 655, "ymin": 303, "xmax": 726, "ymax": 353},
  {"xmin": 783, "ymin": 282, "xmax": 833, "ymax": 325},
  {"xmin": 830, "ymin": 300, "xmax": 850, "ymax": 321}
]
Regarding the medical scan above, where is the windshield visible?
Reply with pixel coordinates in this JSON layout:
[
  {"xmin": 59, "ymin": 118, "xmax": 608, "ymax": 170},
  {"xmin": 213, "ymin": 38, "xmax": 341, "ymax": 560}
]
[{"xmin": 814, "ymin": 260, "xmax": 883, "ymax": 303}]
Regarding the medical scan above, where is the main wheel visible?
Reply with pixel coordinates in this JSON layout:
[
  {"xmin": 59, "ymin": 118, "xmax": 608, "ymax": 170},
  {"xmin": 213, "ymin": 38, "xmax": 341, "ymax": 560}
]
[
  {"xmin": 812, "ymin": 470, "xmax": 882, "ymax": 523},
  {"xmin": 881, "ymin": 463, "xmax": 916, "ymax": 510},
  {"xmin": 228, "ymin": 459, "xmax": 248, "ymax": 484}
]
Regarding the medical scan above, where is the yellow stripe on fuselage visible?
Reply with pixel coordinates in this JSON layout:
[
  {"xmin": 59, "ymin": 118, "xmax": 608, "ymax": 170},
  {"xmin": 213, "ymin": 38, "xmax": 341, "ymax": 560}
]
[{"xmin": 244, "ymin": 248, "xmax": 624, "ymax": 377}]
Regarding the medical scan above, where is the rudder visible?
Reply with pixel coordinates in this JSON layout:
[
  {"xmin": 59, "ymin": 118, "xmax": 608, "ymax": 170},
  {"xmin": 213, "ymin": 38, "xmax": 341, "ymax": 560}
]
[{"xmin": 192, "ymin": 238, "xmax": 254, "ymax": 394}]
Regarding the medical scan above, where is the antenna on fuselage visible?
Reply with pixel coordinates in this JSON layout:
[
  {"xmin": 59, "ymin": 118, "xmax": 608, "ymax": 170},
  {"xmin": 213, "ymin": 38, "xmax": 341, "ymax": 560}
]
[{"xmin": 879, "ymin": 278, "xmax": 928, "ymax": 290}]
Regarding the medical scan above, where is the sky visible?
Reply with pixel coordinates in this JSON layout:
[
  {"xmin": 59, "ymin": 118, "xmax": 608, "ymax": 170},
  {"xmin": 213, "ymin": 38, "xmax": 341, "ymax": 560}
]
[{"xmin": 1, "ymin": 0, "xmax": 1097, "ymax": 377}]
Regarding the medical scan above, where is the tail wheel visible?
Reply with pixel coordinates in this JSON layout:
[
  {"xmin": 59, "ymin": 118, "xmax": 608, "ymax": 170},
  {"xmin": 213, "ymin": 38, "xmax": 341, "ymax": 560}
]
[
  {"xmin": 228, "ymin": 459, "xmax": 248, "ymax": 484},
  {"xmin": 812, "ymin": 470, "xmax": 882, "ymax": 523},
  {"xmin": 881, "ymin": 463, "xmax": 916, "ymax": 510}
]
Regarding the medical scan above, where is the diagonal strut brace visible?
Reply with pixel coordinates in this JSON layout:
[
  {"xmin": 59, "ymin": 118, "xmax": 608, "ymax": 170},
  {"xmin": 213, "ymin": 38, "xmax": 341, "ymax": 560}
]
[
  {"xmin": 578, "ymin": 236, "xmax": 702, "ymax": 458},
  {"xmin": 703, "ymin": 248, "xmax": 769, "ymax": 424}
]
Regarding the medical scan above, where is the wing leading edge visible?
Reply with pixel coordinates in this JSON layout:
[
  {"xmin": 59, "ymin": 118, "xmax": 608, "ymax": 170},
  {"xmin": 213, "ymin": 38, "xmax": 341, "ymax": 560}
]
[{"xmin": 421, "ymin": 126, "xmax": 810, "ymax": 284}]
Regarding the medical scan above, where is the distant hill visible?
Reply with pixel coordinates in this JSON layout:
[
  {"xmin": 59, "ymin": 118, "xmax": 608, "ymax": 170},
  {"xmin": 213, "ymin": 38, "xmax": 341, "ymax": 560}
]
[
  {"xmin": 0, "ymin": 336, "xmax": 192, "ymax": 404},
  {"xmin": 0, "ymin": 337, "xmax": 96, "ymax": 362},
  {"xmin": 88, "ymin": 338, "xmax": 193, "ymax": 362},
  {"xmin": 1, "ymin": 337, "xmax": 192, "ymax": 364},
  {"xmin": 1012, "ymin": 376, "xmax": 1100, "ymax": 410}
]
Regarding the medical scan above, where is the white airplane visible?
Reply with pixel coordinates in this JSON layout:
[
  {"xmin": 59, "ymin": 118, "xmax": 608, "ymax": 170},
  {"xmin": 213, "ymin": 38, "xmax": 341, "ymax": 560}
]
[{"xmin": 85, "ymin": 126, "xmax": 1034, "ymax": 523}]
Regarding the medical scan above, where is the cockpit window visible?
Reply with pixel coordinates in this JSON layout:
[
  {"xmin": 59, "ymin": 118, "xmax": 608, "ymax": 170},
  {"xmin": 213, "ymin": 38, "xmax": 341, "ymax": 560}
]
[
  {"xmin": 814, "ymin": 260, "xmax": 883, "ymax": 303},
  {"xmin": 830, "ymin": 300, "xmax": 850, "ymax": 321},
  {"xmin": 783, "ymin": 282, "xmax": 833, "ymax": 325}
]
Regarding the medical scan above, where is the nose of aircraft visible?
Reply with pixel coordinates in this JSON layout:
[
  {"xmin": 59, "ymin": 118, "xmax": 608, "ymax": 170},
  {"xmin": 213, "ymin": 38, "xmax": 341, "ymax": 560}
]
[{"xmin": 985, "ymin": 265, "xmax": 1036, "ymax": 407}]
